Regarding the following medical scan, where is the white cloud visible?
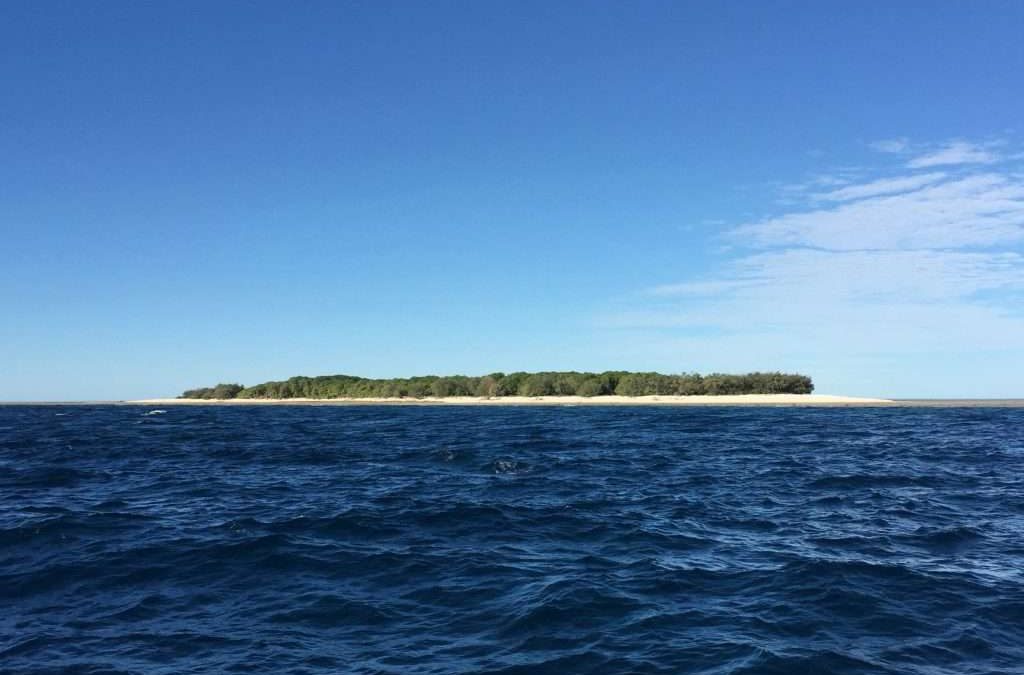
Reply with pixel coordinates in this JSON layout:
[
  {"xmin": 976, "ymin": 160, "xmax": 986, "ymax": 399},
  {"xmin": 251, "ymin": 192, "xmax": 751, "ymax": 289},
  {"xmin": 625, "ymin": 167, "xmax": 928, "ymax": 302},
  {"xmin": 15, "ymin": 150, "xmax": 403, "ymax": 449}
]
[
  {"xmin": 729, "ymin": 248, "xmax": 1024, "ymax": 303},
  {"xmin": 815, "ymin": 172, "xmax": 946, "ymax": 202},
  {"xmin": 629, "ymin": 250, "xmax": 1023, "ymax": 325},
  {"xmin": 907, "ymin": 140, "xmax": 999, "ymax": 168},
  {"xmin": 735, "ymin": 173, "xmax": 1024, "ymax": 250},
  {"xmin": 612, "ymin": 140, "xmax": 1024, "ymax": 396},
  {"xmin": 869, "ymin": 138, "xmax": 909, "ymax": 153},
  {"xmin": 647, "ymin": 279, "xmax": 759, "ymax": 297},
  {"xmin": 780, "ymin": 172, "xmax": 862, "ymax": 195}
]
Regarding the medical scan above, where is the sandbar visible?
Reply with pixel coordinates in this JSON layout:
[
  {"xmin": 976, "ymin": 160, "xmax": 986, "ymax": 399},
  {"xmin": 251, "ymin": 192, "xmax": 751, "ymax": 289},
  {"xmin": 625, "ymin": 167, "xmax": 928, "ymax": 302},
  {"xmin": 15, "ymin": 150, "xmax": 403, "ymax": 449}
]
[{"xmin": 126, "ymin": 394, "xmax": 893, "ymax": 406}]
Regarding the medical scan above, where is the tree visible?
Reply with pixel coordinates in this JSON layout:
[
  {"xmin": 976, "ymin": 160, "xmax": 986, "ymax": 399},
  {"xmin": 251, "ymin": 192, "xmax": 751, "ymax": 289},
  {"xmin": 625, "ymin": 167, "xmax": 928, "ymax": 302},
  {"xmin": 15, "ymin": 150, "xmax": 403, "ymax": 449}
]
[
  {"xmin": 181, "ymin": 370, "xmax": 814, "ymax": 399},
  {"xmin": 576, "ymin": 378, "xmax": 604, "ymax": 397},
  {"xmin": 476, "ymin": 376, "xmax": 498, "ymax": 398},
  {"xmin": 211, "ymin": 383, "xmax": 244, "ymax": 399}
]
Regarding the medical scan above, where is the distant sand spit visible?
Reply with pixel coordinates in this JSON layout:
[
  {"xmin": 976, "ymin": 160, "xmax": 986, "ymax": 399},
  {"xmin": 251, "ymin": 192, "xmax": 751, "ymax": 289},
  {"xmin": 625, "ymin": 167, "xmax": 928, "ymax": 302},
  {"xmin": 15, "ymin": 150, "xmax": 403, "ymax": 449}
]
[{"xmin": 126, "ymin": 394, "xmax": 893, "ymax": 406}]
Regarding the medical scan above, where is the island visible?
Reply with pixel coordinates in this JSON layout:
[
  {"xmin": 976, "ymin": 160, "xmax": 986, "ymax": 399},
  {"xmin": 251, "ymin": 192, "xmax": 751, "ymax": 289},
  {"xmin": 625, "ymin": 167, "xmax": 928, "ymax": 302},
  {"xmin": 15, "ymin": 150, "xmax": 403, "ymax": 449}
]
[
  {"xmin": 177, "ymin": 371, "xmax": 814, "ymax": 400},
  {"xmin": 117, "ymin": 372, "xmax": 891, "ymax": 406}
]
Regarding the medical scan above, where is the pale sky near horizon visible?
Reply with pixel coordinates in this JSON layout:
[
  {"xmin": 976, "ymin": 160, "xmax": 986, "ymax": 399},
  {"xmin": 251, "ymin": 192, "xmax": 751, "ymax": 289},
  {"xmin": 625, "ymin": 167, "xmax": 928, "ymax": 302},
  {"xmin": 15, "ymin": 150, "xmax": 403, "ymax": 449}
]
[{"xmin": 2, "ymin": 2, "xmax": 1023, "ymax": 400}]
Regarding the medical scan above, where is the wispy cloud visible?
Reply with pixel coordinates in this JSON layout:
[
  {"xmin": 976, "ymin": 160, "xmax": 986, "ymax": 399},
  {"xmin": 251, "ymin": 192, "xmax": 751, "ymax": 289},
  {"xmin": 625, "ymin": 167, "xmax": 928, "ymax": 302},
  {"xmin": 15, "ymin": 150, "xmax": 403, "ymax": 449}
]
[
  {"xmin": 613, "ymin": 138, "xmax": 1024, "ymax": 395},
  {"xmin": 647, "ymin": 279, "xmax": 759, "ymax": 297},
  {"xmin": 815, "ymin": 172, "xmax": 946, "ymax": 202},
  {"xmin": 736, "ymin": 173, "xmax": 1024, "ymax": 250},
  {"xmin": 869, "ymin": 138, "xmax": 909, "ymax": 154},
  {"xmin": 723, "ymin": 248, "xmax": 1024, "ymax": 303},
  {"xmin": 907, "ymin": 140, "xmax": 1000, "ymax": 168}
]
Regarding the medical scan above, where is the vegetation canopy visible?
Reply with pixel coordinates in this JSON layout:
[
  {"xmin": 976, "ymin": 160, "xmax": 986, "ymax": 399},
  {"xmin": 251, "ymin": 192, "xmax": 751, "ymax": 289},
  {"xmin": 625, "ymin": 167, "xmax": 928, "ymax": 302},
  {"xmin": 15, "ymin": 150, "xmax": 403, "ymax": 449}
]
[{"xmin": 180, "ymin": 371, "xmax": 814, "ymax": 399}]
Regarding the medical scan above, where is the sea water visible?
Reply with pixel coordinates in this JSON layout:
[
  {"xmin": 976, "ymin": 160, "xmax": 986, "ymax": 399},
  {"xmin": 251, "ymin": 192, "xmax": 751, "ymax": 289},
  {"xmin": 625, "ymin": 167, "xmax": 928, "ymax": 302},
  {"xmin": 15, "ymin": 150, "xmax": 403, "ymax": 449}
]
[{"xmin": 2, "ymin": 404, "xmax": 1023, "ymax": 674}]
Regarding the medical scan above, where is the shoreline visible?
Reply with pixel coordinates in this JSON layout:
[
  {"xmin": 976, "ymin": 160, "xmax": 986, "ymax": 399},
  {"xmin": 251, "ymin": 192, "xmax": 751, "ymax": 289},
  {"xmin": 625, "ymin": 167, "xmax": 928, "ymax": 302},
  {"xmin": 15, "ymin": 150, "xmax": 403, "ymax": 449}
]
[
  {"xmin": 3, "ymin": 397, "xmax": 1023, "ymax": 407},
  {"xmin": 124, "ymin": 394, "xmax": 893, "ymax": 406}
]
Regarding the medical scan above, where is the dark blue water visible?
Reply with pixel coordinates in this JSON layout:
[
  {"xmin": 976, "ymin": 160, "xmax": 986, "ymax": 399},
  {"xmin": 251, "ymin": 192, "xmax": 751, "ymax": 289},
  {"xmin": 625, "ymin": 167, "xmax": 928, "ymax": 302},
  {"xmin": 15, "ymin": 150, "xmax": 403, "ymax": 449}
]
[{"xmin": 2, "ymin": 405, "xmax": 1023, "ymax": 674}]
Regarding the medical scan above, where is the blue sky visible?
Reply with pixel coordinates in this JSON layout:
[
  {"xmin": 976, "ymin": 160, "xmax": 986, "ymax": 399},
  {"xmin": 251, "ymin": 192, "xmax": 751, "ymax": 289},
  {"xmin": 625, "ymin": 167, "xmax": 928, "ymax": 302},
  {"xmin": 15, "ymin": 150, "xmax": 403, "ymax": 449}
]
[{"xmin": 2, "ymin": 1, "xmax": 1023, "ymax": 400}]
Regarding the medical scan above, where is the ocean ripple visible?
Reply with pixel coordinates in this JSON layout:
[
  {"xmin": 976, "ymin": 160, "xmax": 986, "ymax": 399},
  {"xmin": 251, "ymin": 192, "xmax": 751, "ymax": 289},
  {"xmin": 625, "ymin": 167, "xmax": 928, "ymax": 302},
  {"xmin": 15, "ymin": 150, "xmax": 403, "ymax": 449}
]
[{"xmin": 1, "ymin": 404, "xmax": 1023, "ymax": 674}]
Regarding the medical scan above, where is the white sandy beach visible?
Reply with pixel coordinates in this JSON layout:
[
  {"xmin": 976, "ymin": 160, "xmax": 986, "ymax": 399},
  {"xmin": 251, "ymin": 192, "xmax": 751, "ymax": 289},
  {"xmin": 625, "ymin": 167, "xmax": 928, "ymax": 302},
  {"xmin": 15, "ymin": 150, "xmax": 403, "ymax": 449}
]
[{"xmin": 127, "ymin": 394, "xmax": 893, "ymax": 406}]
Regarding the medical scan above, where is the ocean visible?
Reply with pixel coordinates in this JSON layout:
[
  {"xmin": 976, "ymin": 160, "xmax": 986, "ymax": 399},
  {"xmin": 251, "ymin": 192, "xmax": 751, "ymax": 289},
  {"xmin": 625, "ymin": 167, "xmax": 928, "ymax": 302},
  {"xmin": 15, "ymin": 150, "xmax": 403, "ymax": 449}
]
[{"xmin": 2, "ymin": 404, "xmax": 1022, "ymax": 674}]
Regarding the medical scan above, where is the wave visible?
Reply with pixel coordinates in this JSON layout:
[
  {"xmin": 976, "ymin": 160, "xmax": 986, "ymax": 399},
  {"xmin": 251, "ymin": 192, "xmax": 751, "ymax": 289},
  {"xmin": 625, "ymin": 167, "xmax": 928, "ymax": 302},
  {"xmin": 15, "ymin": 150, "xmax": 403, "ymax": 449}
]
[{"xmin": 2, "ymin": 404, "xmax": 1023, "ymax": 674}]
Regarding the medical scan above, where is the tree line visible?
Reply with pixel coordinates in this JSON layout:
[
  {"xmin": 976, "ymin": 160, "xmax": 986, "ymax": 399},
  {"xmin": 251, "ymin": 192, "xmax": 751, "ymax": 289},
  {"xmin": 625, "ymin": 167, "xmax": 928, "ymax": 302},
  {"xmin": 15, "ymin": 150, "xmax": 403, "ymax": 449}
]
[{"xmin": 179, "ymin": 371, "xmax": 813, "ymax": 399}]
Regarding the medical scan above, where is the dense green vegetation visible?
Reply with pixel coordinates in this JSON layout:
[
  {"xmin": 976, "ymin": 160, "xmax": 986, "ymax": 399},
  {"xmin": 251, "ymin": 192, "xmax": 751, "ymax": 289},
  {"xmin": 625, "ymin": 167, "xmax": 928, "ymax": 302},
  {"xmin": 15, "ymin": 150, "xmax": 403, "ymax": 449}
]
[
  {"xmin": 180, "ymin": 383, "xmax": 245, "ymax": 399},
  {"xmin": 180, "ymin": 371, "xmax": 813, "ymax": 399}
]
